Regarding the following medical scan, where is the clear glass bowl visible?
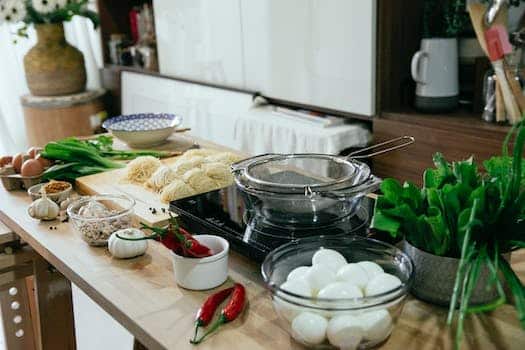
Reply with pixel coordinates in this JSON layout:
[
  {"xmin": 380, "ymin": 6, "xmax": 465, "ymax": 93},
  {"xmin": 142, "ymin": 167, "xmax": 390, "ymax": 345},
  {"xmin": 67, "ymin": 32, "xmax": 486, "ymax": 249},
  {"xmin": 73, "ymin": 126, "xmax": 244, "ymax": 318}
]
[
  {"xmin": 261, "ymin": 236, "xmax": 414, "ymax": 349},
  {"xmin": 67, "ymin": 194, "xmax": 135, "ymax": 246}
]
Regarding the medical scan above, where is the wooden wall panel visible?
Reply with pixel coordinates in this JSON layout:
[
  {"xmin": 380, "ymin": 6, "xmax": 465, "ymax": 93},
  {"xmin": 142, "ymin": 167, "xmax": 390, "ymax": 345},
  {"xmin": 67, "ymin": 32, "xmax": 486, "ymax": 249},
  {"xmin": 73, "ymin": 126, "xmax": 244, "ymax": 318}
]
[{"xmin": 373, "ymin": 112, "xmax": 511, "ymax": 186}]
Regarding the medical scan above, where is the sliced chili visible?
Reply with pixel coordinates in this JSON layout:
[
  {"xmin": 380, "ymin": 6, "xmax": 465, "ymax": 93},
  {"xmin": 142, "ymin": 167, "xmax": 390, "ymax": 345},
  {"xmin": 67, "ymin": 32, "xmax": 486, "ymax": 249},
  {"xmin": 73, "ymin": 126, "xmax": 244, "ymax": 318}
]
[{"xmin": 190, "ymin": 283, "xmax": 246, "ymax": 345}]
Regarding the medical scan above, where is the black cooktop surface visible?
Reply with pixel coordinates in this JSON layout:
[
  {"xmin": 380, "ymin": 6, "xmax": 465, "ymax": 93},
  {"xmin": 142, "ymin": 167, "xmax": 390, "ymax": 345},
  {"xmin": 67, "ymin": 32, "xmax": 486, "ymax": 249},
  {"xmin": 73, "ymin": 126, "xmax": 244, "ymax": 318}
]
[{"xmin": 170, "ymin": 185, "xmax": 373, "ymax": 262}]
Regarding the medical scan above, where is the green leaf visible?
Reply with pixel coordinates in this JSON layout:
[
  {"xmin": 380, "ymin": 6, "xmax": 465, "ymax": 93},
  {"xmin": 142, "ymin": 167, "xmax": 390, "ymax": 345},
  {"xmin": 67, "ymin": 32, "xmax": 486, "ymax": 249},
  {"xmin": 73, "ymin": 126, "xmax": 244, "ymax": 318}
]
[
  {"xmin": 452, "ymin": 157, "xmax": 478, "ymax": 188},
  {"xmin": 370, "ymin": 210, "xmax": 401, "ymax": 237},
  {"xmin": 424, "ymin": 206, "xmax": 450, "ymax": 255},
  {"xmin": 402, "ymin": 181, "xmax": 424, "ymax": 212},
  {"xmin": 424, "ymin": 153, "xmax": 453, "ymax": 189},
  {"xmin": 379, "ymin": 178, "xmax": 404, "ymax": 204},
  {"xmin": 499, "ymin": 256, "xmax": 525, "ymax": 328}
]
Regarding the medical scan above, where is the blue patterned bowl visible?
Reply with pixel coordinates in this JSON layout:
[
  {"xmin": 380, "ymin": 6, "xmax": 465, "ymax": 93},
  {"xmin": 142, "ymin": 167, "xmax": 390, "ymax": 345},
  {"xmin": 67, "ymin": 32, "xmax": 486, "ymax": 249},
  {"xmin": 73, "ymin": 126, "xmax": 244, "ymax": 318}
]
[{"xmin": 102, "ymin": 113, "xmax": 182, "ymax": 147}]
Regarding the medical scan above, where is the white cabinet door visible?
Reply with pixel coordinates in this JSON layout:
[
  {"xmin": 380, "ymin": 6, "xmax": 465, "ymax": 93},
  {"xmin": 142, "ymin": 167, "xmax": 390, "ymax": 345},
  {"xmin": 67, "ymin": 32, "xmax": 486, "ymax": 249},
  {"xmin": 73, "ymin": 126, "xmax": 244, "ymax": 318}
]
[
  {"xmin": 154, "ymin": 0, "xmax": 377, "ymax": 116},
  {"xmin": 121, "ymin": 72, "xmax": 253, "ymax": 150},
  {"xmin": 240, "ymin": 0, "xmax": 377, "ymax": 116},
  {"xmin": 154, "ymin": 0, "xmax": 245, "ymax": 87}
]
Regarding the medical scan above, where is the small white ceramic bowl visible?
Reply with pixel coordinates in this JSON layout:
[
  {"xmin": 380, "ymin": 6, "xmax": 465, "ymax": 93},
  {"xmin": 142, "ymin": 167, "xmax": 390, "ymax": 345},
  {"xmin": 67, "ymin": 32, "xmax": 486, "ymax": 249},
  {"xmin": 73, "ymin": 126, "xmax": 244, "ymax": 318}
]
[
  {"xmin": 102, "ymin": 113, "xmax": 182, "ymax": 148},
  {"xmin": 171, "ymin": 235, "xmax": 229, "ymax": 290}
]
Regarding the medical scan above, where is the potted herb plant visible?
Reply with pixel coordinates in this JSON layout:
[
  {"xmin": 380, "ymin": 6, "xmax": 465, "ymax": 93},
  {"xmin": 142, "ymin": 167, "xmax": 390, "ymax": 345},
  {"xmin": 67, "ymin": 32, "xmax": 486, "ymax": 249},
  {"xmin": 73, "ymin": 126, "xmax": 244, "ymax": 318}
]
[
  {"xmin": 371, "ymin": 121, "xmax": 525, "ymax": 347},
  {"xmin": 412, "ymin": 0, "xmax": 470, "ymax": 112},
  {"xmin": 0, "ymin": 0, "xmax": 98, "ymax": 96}
]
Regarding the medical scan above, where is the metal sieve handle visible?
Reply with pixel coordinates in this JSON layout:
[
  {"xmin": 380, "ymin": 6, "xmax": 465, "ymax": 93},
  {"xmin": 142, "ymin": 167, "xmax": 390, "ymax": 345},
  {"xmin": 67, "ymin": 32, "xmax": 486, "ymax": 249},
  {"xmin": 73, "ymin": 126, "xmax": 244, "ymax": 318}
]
[
  {"xmin": 347, "ymin": 136, "xmax": 415, "ymax": 160},
  {"xmin": 230, "ymin": 153, "xmax": 280, "ymax": 174}
]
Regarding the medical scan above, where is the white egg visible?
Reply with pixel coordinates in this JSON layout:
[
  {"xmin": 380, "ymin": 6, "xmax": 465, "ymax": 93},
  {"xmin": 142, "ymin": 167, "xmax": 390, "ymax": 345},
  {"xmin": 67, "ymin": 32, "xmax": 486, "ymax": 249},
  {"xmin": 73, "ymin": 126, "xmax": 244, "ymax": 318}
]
[
  {"xmin": 312, "ymin": 248, "xmax": 347, "ymax": 271},
  {"xmin": 360, "ymin": 309, "xmax": 393, "ymax": 343},
  {"xmin": 365, "ymin": 273, "xmax": 402, "ymax": 296},
  {"xmin": 308, "ymin": 264, "xmax": 337, "ymax": 293},
  {"xmin": 336, "ymin": 263, "xmax": 370, "ymax": 289},
  {"xmin": 273, "ymin": 297, "xmax": 302, "ymax": 322},
  {"xmin": 318, "ymin": 282, "xmax": 363, "ymax": 299},
  {"xmin": 287, "ymin": 266, "xmax": 311, "ymax": 281},
  {"xmin": 357, "ymin": 261, "xmax": 384, "ymax": 278},
  {"xmin": 326, "ymin": 315, "xmax": 364, "ymax": 349},
  {"xmin": 291, "ymin": 312, "xmax": 328, "ymax": 345},
  {"xmin": 275, "ymin": 279, "xmax": 313, "ymax": 322},
  {"xmin": 280, "ymin": 279, "xmax": 312, "ymax": 297}
]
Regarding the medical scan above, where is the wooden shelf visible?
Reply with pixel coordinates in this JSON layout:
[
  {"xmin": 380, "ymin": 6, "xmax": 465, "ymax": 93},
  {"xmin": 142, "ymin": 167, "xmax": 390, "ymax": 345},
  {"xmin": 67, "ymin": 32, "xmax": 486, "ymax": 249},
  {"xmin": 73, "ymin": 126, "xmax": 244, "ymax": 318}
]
[
  {"xmin": 381, "ymin": 109, "xmax": 512, "ymax": 138},
  {"xmin": 372, "ymin": 109, "xmax": 512, "ymax": 185}
]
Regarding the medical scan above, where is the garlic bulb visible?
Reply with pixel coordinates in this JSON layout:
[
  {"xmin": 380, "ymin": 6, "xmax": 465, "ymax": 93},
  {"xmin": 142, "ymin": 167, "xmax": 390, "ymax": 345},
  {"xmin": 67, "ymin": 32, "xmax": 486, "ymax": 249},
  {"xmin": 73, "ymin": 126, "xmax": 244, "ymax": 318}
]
[
  {"xmin": 28, "ymin": 192, "xmax": 59, "ymax": 221},
  {"xmin": 108, "ymin": 228, "xmax": 148, "ymax": 259}
]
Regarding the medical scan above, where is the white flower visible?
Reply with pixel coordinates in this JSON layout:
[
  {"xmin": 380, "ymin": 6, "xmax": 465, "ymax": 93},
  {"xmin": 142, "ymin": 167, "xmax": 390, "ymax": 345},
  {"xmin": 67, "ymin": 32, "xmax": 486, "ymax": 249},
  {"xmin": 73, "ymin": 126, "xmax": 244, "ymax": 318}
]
[
  {"xmin": 32, "ymin": 0, "xmax": 69, "ymax": 14},
  {"xmin": 0, "ymin": 0, "xmax": 27, "ymax": 23}
]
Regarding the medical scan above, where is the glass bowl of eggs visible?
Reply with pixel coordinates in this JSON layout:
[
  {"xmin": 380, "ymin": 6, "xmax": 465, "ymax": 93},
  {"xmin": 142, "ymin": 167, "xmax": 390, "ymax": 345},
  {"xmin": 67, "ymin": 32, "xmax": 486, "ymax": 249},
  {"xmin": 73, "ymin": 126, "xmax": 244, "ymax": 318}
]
[{"xmin": 261, "ymin": 235, "xmax": 414, "ymax": 349}]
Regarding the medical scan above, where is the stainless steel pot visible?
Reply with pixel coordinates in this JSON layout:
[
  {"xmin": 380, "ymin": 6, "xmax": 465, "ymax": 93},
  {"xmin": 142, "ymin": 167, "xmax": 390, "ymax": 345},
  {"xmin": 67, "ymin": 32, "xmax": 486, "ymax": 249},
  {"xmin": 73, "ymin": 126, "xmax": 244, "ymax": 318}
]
[{"xmin": 231, "ymin": 136, "xmax": 414, "ymax": 227}]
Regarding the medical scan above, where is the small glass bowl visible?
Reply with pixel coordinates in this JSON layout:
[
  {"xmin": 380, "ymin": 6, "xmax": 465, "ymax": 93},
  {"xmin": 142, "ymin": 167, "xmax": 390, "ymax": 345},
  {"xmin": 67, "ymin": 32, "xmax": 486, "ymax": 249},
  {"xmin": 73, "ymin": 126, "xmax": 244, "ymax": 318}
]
[
  {"xmin": 261, "ymin": 236, "xmax": 414, "ymax": 349},
  {"xmin": 67, "ymin": 194, "xmax": 135, "ymax": 246}
]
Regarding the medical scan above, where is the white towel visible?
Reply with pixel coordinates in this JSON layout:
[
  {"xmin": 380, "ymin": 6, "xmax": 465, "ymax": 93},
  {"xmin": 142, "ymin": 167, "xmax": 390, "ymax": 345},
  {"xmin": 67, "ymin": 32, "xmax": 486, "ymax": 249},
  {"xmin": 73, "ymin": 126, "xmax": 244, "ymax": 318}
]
[{"xmin": 234, "ymin": 106, "xmax": 371, "ymax": 155}]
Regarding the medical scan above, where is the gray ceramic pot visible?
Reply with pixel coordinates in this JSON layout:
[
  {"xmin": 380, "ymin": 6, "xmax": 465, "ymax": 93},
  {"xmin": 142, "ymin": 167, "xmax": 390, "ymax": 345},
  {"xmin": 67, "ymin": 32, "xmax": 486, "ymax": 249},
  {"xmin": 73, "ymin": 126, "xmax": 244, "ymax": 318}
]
[{"xmin": 402, "ymin": 240, "xmax": 508, "ymax": 306}]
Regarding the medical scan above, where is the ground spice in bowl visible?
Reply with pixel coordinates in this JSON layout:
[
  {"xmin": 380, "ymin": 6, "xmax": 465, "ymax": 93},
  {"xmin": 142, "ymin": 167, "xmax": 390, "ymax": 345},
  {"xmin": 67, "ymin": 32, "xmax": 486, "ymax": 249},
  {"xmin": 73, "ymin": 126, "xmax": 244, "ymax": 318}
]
[{"xmin": 43, "ymin": 181, "xmax": 71, "ymax": 194}]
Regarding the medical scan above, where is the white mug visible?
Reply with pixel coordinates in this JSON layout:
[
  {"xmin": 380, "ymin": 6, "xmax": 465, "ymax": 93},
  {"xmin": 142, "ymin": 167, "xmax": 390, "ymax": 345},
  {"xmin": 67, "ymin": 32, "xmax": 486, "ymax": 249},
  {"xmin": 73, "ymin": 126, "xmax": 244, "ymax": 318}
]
[{"xmin": 411, "ymin": 38, "xmax": 459, "ymax": 110}]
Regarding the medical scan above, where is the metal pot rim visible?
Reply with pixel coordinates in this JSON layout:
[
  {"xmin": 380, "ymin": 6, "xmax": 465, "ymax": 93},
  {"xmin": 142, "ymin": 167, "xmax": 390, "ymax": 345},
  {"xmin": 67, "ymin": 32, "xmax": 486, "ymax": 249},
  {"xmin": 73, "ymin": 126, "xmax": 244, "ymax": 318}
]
[{"xmin": 231, "ymin": 153, "xmax": 372, "ymax": 193}]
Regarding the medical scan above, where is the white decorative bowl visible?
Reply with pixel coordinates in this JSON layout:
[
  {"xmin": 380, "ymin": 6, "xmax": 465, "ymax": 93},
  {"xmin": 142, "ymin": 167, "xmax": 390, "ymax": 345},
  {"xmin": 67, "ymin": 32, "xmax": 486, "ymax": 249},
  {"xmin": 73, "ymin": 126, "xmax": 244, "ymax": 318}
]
[
  {"xmin": 171, "ymin": 235, "xmax": 229, "ymax": 290},
  {"xmin": 102, "ymin": 113, "xmax": 182, "ymax": 148}
]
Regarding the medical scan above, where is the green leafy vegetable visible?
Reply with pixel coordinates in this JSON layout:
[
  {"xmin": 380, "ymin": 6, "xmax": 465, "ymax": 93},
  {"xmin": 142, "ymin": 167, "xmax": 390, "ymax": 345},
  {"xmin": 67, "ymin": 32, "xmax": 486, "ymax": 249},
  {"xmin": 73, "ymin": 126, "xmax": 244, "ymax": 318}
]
[
  {"xmin": 41, "ymin": 135, "xmax": 177, "ymax": 182},
  {"xmin": 372, "ymin": 122, "xmax": 525, "ymax": 349}
]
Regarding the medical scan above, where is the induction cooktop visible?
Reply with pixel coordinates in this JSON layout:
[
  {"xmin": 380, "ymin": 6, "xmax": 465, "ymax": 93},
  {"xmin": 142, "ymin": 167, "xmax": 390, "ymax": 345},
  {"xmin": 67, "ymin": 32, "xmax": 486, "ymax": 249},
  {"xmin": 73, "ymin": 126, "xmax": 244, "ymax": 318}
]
[{"xmin": 169, "ymin": 185, "xmax": 373, "ymax": 262}]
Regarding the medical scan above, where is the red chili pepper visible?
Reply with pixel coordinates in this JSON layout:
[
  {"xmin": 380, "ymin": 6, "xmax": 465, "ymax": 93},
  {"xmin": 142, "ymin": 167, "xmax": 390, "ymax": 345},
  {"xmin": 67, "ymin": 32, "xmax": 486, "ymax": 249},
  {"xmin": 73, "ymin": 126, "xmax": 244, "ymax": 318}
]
[
  {"xmin": 118, "ymin": 218, "xmax": 213, "ymax": 258},
  {"xmin": 191, "ymin": 287, "xmax": 234, "ymax": 343},
  {"xmin": 190, "ymin": 283, "xmax": 246, "ymax": 345}
]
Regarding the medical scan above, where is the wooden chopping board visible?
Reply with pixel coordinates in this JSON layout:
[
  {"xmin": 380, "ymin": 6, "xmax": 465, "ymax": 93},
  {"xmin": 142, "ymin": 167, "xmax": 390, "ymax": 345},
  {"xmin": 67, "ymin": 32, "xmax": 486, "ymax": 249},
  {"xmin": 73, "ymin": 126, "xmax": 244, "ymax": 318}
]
[
  {"xmin": 75, "ymin": 134, "xmax": 246, "ymax": 226},
  {"xmin": 75, "ymin": 156, "xmax": 182, "ymax": 226}
]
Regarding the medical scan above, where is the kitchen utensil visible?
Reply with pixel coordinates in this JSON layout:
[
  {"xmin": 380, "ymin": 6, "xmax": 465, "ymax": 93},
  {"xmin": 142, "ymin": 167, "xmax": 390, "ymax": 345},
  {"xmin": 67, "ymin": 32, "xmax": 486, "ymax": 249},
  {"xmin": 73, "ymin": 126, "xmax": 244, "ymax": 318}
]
[
  {"xmin": 170, "ymin": 185, "xmax": 372, "ymax": 263},
  {"xmin": 411, "ymin": 38, "xmax": 459, "ymax": 111},
  {"xmin": 171, "ymin": 235, "xmax": 229, "ymax": 290},
  {"xmin": 496, "ymin": 79, "xmax": 507, "ymax": 122},
  {"xmin": 486, "ymin": 26, "xmax": 521, "ymax": 123},
  {"xmin": 231, "ymin": 137, "xmax": 414, "ymax": 226},
  {"xmin": 102, "ymin": 113, "xmax": 183, "ymax": 147},
  {"xmin": 261, "ymin": 235, "xmax": 414, "ymax": 349},
  {"xmin": 504, "ymin": 65, "xmax": 525, "ymax": 113},
  {"xmin": 468, "ymin": 3, "xmax": 508, "ymax": 56},
  {"xmin": 485, "ymin": 0, "xmax": 507, "ymax": 26},
  {"xmin": 482, "ymin": 71, "xmax": 496, "ymax": 122}
]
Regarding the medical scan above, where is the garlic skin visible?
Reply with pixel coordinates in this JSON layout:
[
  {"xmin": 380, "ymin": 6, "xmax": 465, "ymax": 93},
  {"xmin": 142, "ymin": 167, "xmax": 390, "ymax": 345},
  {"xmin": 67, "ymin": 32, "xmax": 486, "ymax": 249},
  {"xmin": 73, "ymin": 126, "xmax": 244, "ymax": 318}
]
[
  {"xmin": 108, "ymin": 228, "xmax": 148, "ymax": 259},
  {"xmin": 28, "ymin": 192, "xmax": 59, "ymax": 221}
]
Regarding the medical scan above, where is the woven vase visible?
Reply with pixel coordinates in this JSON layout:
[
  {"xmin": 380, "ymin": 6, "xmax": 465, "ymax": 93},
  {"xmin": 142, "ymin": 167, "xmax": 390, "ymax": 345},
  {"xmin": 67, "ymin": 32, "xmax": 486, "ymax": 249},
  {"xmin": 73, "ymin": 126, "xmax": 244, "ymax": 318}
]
[{"xmin": 24, "ymin": 23, "xmax": 86, "ymax": 96}]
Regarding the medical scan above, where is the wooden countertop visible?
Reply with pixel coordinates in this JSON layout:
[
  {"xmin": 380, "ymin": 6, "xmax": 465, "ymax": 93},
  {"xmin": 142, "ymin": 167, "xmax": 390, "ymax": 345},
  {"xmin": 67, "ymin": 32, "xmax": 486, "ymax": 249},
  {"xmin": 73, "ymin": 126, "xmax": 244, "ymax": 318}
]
[{"xmin": 0, "ymin": 139, "xmax": 524, "ymax": 349}]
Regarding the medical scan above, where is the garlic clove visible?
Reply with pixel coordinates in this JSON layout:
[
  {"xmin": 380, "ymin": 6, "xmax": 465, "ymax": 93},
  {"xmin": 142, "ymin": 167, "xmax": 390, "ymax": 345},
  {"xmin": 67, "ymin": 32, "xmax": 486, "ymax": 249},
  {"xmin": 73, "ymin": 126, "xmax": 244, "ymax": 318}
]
[{"xmin": 28, "ymin": 190, "xmax": 60, "ymax": 221}]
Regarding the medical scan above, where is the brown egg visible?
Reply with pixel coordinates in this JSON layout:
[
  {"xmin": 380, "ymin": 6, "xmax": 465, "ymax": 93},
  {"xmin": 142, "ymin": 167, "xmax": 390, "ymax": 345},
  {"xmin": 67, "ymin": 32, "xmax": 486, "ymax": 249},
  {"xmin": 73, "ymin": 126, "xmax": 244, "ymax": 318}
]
[
  {"xmin": 0, "ymin": 156, "xmax": 12, "ymax": 167},
  {"xmin": 27, "ymin": 147, "xmax": 43, "ymax": 159},
  {"xmin": 12, "ymin": 153, "xmax": 29, "ymax": 173},
  {"xmin": 20, "ymin": 159, "xmax": 44, "ymax": 177},
  {"xmin": 35, "ymin": 154, "xmax": 52, "ymax": 168}
]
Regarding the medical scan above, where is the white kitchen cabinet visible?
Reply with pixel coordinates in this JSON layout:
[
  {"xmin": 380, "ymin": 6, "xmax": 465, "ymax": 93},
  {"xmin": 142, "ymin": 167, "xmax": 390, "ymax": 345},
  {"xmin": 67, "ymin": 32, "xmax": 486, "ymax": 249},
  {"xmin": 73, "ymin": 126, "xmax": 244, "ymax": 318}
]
[
  {"xmin": 153, "ymin": 0, "xmax": 377, "ymax": 116},
  {"xmin": 240, "ymin": 0, "xmax": 377, "ymax": 116},
  {"xmin": 121, "ymin": 71, "xmax": 253, "ymax": 149},
  {"xmin": 153, "ymin": 0, "xmax": 245, "ymax": 88}
]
